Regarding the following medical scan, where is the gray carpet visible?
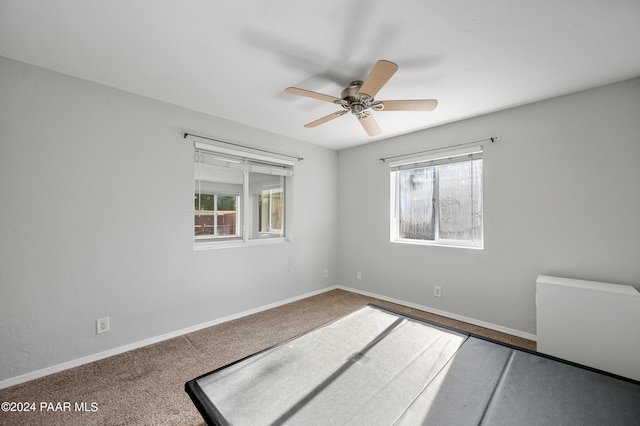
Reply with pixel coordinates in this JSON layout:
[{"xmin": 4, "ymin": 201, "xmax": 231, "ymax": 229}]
[{"xmin": 0, "ymin": 289, "xmax": 534, "ymax": 426}]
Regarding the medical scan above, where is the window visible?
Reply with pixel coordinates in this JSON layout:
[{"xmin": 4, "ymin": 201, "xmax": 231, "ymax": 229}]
[
  {"xmin": 390, "ymin": 146, "xmax": 483, "ymax": 248},
  {"xmin": 194, "ymin": 193, "xmax": 239, "ymax": 237},
  {"xmin": 194, "ymin": 141, "xmax": 293, "ymax": 247},
  {"xmin": 258, "ymin": 188, "xmax": 283, "ymax": 234}
]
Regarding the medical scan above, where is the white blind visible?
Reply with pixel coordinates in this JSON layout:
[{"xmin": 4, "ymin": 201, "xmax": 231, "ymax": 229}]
[
  {"xmin": 195, "ymin": 142, "xmax": 293, "ymax": 177},
  {"xmin": 389, "ymin": 145, "xmax": 483, "ymax": 171}
]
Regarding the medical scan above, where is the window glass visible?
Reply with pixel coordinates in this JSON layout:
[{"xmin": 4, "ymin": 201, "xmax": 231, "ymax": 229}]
[
  {"xmin": 249, "ymin": 172, "xmax": 285, "ymax": 239},
  {"xmin": 194, "ymin": 161, "xmax": 242, "ymax": 240},
  {"xmin": 398, "ymin": 167, "xmax": 435, "ymax": 240},
  {"xmin": 391, "ymin": 149, "xmax": 483, "ymax": 248},
  {"xmin": 438, "ymin": 160, "xmax": 483, "ymax": 242},
  {"xmin": 193, "ymin": 143, "xmax": 292, "ymax": 247}
]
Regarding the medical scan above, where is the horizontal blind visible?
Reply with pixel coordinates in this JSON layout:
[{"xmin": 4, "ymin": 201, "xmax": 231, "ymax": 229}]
[
  {"xmin": 389, "ymin": 145, "xmax": 482, "ymax": 171},
  {"xmin": 195, "ymin": 142, "xmax": 293, "ymax": 177}
]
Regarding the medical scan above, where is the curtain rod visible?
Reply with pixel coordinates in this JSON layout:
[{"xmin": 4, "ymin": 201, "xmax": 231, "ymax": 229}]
[
  {"xmin": 183, "ymin": 132, "xmax": 304, "ymax": 161},
  {"xmin": 379, "ymin": 136, "xmax": 501, "ymax": 163}
]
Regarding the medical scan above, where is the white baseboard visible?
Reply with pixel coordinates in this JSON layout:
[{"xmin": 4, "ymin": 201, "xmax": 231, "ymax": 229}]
[
  {"xmin": 338, "ymin": 285, "xmax": 537, "ymax": 342},
  {"xmin": 1, "ymin": 284, "xmax": 534, "ymax": 390},
  {"xmin": 0, "ymin": 286, "xmax": 338, "ymax": 390}
]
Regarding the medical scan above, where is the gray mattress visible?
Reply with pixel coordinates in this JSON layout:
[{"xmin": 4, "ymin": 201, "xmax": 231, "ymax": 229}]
[{"xmin": 185, "ymin": 305, "xmax": 640, "ymax": 425}]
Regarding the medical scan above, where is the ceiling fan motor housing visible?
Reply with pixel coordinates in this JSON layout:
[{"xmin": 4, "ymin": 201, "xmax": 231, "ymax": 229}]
[
  {"xmin": 340, "ymin": 80, "xmax": 378, "ymax": 116},
  {"xmin": 341, "ymin": 80, "xmax": 364, "ymax": 99}
]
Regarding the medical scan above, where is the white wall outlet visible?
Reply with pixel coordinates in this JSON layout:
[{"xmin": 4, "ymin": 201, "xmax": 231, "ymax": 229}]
[
  {"xmin": 96, "ymin": 317, "xmax": 110, "ymax": 334},
  {"xmin": 434, "ymin": 286, "xmax": 442, "ymax": 298},
  {"xmin": 357, "ymin": 271, "xmax": 362, "ymax": 280},
  {"xmin": 323, "ymin": 269, "xmax": 329, "ymax": 278}
]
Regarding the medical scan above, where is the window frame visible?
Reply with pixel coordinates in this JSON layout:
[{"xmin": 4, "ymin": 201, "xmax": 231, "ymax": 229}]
[
  {"xmin": 389, "ymin": 146, "xmax": 484, "ymax": 249},
  {"xmin": 258, "ymin": 188, "xmax": 284, "ymax": 234},
  {"xmin": 193, "ymin": 141, "xmax": 293, "ymax": 250},
  {"xmin": 194, "ymin": 192, "xmax": 241, "ymax": 240}
]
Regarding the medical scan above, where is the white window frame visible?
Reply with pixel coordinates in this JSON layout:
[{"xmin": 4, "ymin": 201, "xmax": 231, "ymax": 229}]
[
  {"xmin": 193, "ymin": 140, "xmax": 293, "ymax": 250},
  {"xmin": 194, "ymin": 192, "xmax": 241, "ymax": 239},
  {"xmin": 258, "ymin": 188, "xmax": 284, "ymax": 234},
  {"xmin": 389, "ymin": 145, "xmax": 484, "ymax": 249}
]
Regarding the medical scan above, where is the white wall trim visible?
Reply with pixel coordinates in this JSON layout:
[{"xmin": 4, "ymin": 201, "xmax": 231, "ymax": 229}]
[
  {"xmin": 1, "ymin": 284, "xmax": 536, "ymax": 390},
  {"xmin": 338, "ymin": 285, "xmax": 537, "ymax": 342},
  {"xmin": 0, "ymin": 286, "xmax": 339, "ymax": 390}
]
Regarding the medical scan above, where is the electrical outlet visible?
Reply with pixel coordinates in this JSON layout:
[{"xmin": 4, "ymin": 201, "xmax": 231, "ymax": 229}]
[
  {"xmin": 323, "ymin": 269, "xmax": 329, "ymax": 278},
  {"xmin": 357, "ymin": 271, "xmax": 362, "ymax": 280},
  {"xmin": 96, "ymin": 317, "xmax": 110, "ymax": 334},
  {"xmin": 434, "ymin": 286, "xmax": 442, "ymax": 298}
]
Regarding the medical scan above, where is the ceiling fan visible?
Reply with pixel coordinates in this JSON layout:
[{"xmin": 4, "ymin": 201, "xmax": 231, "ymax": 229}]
[{"xmin": 285, "ymin": 60, "xmax": 438, "ymax": 137}]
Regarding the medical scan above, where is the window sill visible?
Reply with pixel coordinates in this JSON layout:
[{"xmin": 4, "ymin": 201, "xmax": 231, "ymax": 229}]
[
  {"xmin": 391, "ymin": 239, "xmax": 483, "ymax": 250},
  {"xmin": 194, "ymin": 237, "xmax": 290, "ymax": 251}
]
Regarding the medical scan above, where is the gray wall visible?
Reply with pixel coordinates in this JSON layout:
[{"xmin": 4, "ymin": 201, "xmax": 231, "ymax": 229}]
[
  {"xmin": 0, "ymin": 56, "xmax": 338, "ymax": 381},
  {"xmin": 2, "ymin": 53, "xmax": 639, "ymax": 383},
  {"xmin": 337, "ymin": 77, "xmax": 640, "ymax": 335}
]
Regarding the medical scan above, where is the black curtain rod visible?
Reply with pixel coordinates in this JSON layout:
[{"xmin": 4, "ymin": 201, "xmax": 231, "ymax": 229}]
[
  {"xmin": 379, "ymin": 136, "xmax": 501, "ymax": 163},
  {"xmin": 183, "ymin": 132, "xmax": 303, "ymax": 161}
]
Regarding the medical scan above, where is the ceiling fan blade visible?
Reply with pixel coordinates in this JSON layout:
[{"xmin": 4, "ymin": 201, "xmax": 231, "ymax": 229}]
[
  {"xmin": 358, "ymin": 60, "xmax": 399, "ymax": 98},
  {"xmin": 285, "ymin": 87, "xmax": 341, "ymax": 104},
  {"xmin": 304, "ymin": 110, "xmax": 348, "ymax": 128},
  {"xmin": 378, "ymin": 99, "xmax": 438, "ymax": 111},
  {"xmin": 357, "ymin": 113, "xmax": 382, "ymax": 137}
]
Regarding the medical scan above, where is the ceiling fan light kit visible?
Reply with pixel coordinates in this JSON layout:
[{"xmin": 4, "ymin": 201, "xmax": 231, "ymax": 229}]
[{"xmin": 285, "ymin": 60, "xmax": 438, "ymax": 137}]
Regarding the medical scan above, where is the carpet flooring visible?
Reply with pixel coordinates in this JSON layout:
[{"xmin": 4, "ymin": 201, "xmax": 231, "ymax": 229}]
[{"xmin": 0, "ymin": 289, "xmax": 535, "ymax": 426}]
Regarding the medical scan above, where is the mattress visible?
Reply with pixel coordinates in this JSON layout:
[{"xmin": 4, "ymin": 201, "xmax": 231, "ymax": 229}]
[{"xmin": 185, "ymin": 305, "xmax": 640, "ymax": 426}]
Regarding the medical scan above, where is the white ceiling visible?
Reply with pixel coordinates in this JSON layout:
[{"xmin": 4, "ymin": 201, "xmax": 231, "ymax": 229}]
[{"xmin": 1, "ymin": 1, "xmax": 639, "ymax": 150}]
